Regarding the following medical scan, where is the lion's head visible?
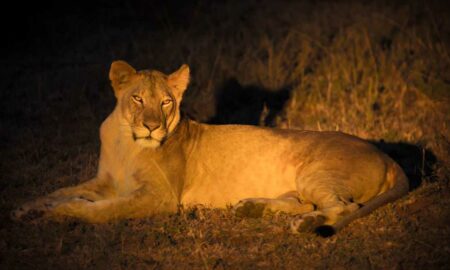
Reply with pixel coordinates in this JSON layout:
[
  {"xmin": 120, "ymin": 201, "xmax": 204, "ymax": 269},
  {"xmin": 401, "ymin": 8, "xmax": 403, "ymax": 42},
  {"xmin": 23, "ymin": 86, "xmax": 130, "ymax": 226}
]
[{"xmin": 109, "ymin": 61, "xmax": 190, "ymax": 148}]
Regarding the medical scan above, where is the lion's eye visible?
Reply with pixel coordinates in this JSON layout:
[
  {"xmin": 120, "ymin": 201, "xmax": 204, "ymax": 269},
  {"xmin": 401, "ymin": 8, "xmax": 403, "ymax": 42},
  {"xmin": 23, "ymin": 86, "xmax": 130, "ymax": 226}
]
[
  {"xmin": 162, "ymin": 99, "xmax": 172, "ymax": 106},
  {"xmin": 132, "ymin": 95, "xmax": 143, "ymax": 103}
]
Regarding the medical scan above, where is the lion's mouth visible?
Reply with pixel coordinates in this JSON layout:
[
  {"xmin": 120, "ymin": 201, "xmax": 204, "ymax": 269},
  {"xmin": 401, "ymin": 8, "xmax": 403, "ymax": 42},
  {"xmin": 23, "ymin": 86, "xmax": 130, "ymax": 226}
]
[
  {"xmin": 131, "ymin": 126, "xmax": 168, "ymax": 148},
  {"xmin": 133, "ymin": 133, "xmax": 150, "ymax": 141},
  {"xmin": 133, "ymin": 134, "xmax": 161, "ymax": 142},
  {"xmin": 132, "ymin": 133, "xmax": 167, "ymax": 147}
]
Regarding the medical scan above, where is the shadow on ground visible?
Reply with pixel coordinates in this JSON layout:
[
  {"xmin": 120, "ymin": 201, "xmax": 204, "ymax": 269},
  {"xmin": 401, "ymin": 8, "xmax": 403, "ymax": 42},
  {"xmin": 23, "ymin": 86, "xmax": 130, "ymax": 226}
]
[
  {"xmin": 371, "ymin": 141, "xmax": 437, "ymax": 190},
  {"xmin": 207, "ymin": 78, "xmax": 292, "ymax": 127}
]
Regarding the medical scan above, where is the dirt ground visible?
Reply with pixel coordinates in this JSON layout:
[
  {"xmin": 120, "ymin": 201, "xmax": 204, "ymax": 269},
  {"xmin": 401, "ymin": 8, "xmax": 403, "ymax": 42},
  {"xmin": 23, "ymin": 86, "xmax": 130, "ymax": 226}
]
[{"xmin": 1, "ymin": 1, "xmax": 449, "ymax": 269}]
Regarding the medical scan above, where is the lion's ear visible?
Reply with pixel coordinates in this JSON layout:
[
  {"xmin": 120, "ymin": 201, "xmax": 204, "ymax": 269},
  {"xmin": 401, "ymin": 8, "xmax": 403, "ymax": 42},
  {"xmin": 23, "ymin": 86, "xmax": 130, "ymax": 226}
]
[
  {"xmin": 168, "ymin": 64, "xmax": 190, "ymax": 100},
  {"xmin": 109, "ymin": 60, "xmax": 136, "ymax": 94}
]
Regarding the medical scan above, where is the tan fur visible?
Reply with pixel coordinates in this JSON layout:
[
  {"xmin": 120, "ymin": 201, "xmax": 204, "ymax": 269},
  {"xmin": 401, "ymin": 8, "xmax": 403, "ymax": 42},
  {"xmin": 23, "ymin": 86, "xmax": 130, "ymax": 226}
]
[{"xmin": 12, "ymin": 61, "xmax": 409, "ymax": 235}]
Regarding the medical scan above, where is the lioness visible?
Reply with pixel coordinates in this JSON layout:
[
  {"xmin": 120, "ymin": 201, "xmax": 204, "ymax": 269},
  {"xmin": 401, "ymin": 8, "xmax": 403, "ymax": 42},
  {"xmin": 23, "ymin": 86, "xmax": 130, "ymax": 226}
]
[{"xmin": 12, "ymin": 61, "xmax": 409, "ymax": 236}]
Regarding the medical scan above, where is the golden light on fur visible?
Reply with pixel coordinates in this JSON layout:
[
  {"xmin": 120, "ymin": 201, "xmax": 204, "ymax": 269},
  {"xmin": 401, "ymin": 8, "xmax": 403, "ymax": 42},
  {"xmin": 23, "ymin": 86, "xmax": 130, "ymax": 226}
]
[{"xmin": 12, "ymin": 62, "xmax": 409, "ymax": 236}]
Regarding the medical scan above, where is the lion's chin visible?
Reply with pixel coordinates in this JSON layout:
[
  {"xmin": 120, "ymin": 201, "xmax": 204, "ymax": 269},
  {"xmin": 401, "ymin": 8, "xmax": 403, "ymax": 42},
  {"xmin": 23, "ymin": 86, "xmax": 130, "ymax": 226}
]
[{"xmin": 135, "ymin": 138, "xmax": 162, "ymax": 148}]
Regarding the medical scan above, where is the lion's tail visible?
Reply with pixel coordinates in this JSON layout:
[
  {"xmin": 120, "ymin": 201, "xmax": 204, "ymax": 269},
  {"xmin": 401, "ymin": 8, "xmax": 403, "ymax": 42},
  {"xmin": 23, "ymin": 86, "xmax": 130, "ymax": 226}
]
[{"xmin": 315, "ymin": 161, "xmax": 409, "ymax": 237}]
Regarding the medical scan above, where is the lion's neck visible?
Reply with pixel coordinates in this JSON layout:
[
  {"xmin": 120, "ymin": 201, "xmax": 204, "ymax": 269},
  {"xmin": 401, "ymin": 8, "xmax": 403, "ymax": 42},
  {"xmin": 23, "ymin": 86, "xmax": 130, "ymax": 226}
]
[{"xmin": 162, "ymin": 117, "xmax": 202, "ymax": 156}]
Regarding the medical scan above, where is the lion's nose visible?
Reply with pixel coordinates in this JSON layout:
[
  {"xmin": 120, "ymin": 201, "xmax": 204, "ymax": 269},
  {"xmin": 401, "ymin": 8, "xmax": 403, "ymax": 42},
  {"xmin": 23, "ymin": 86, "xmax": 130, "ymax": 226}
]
[{"xmin": 143, "ymin": 122, "xmax": 161, "ymax": 132}]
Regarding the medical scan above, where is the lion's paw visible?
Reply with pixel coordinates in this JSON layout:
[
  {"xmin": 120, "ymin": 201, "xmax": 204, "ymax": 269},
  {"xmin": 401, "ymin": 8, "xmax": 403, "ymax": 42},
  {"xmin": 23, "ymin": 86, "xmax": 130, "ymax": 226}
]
[
  {"xmin": 10, "ymin": 198, "xmax": 57, "ymax": 222},
  {"xmin": 290, "ymin": 214, "xmax": 326, "ymax": 233},
  {"xmin": 22, "ymin": 209, "xmax": 46, "ymax": 221},
  {"xmin": 235, "ymin": 201, "xmax": 266, "ymax": 218},
  {"xmin": 11, "ymin": 206, "xmax": 46, "ymax": 222}
]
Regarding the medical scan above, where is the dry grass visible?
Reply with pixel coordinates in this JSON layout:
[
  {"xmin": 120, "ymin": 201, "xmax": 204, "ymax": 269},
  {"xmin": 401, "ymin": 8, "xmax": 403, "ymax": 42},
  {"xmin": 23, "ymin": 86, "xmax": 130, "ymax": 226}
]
[{"xmin": 1, "ymin": 0, "xmax": 449, "ymax": 269}]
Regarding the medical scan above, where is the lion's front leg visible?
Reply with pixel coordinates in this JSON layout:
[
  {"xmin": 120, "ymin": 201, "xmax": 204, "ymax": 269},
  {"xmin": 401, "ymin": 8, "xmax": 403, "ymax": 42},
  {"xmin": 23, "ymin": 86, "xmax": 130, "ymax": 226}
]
[
  {"xmin": 13, "ymin": 182, "xmax": 178, "ymax": 223},
  {"xmin": 11, "ymin": 177, "xmax": 114, "ymax": 222},
  {"xmin": 47, "ymin": 186, "xmax": 178, "ymax": 222}
]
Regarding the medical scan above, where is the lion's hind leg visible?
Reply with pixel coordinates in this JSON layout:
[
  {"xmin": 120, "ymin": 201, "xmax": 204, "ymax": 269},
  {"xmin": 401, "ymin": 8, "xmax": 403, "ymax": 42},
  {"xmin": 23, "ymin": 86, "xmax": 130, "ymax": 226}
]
[
  {"xmin": 290, "ymin": 199, "xmax": 360, "ymax": 236},
  {"xmin": 234, "ymin": 192, "xmax": 314, "ymax": 218}
]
